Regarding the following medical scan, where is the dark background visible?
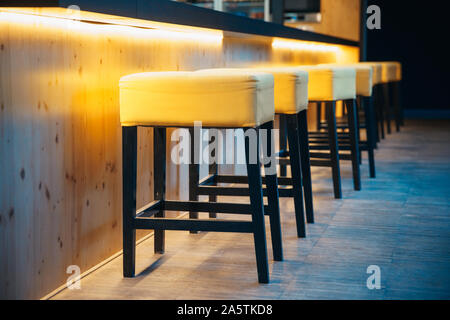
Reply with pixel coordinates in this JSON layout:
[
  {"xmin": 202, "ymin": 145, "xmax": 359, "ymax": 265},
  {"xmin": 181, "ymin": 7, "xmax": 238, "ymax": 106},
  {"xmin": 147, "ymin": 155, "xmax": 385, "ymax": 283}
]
[{"xmin": 367, "ymin": 0, "xmax": 450, "ymax": 112}]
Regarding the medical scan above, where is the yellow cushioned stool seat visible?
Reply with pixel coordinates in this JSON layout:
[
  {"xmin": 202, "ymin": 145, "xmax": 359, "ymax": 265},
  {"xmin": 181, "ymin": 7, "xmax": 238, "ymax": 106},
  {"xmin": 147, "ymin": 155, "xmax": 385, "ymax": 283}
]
[
  {"xmin": 296, "ymin": 66, "xmax": 356, "ymax": 101},
  {"xmin": 380, "ymin": 61, "xmax": 402, "ymax": 82},
  {"xmin": 119, "ymin": 71, "xmax": 274, "ymax": 128},
  {"xmin": 320, "ymin": 63, "xmax": 373, "ymax": 97},
  {"xmin": 380, "ymin": 61, "xmax": 402, "ymax": 83},
  {"xmin": 359, "ymin": 62, "xmax": 383, "ymax": 86},
  {"xmin": 393, "ymin": 62, "xmax": 402, "ymax": 81},
  {"xmin": 197, "ymin": 67, "xmax": 308, "ymax": 115}
]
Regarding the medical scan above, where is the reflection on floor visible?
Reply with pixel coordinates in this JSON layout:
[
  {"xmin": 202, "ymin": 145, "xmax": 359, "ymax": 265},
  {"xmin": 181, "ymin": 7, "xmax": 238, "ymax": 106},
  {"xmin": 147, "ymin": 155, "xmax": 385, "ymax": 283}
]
[{"xmin": 53, "ymin": 120, "xmax": 450, "ymax": 300}]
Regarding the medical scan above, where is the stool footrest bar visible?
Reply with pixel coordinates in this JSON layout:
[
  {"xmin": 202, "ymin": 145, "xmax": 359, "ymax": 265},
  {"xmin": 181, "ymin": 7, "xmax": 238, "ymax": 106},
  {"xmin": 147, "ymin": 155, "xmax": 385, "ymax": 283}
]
[
  {"xmin": 199, "ymin": 174, "xmax": 217, "ymax": 186},
  {"xmin": 310, "ymin": 151, "xmax": 351, "ymax": 158},
  {"xmin": 309, "ymin": 152, "xmax": 332, "ymax": 159},
  {"xmin": 215, "ymin": 174, "xmax": 293, "ymax": 186},
  {"xmin": 310, "ymin": 160, "xmax": 333, "ymax": 167},
  {"xmin": 276, "ymin": 149, "xmax": 289, "ymax": 157},
  {"xmin": 196, "ymin": 184, "xmax": 294, "ymax": 198},
  {"xmin": 134, "ymin": 217, "xmax": 254, "ymax": 233},
  {"xmin": 339, "ymin": 154, "xmax": 352, "ymax": 161},
  {"xmin": 310, "ymin": 144, "xmax": 352, "ymax": 151},
  {"xmin": 163, "ymin": 200, "xmax": 255, "ymax": 214},
  {"xmin": 136, "ymin": 200, "xmax": 163, "ymax": 218},
  {"xmin": 197, "ymin": 186, "xmax": 250, "ymax": 196}
]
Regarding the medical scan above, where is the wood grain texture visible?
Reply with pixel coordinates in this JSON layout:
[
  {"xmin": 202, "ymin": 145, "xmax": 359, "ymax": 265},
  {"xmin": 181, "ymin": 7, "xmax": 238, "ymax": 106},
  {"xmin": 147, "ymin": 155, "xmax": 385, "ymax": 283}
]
[
  {"xmin": 287, "ymin": 0, "xmax": 361, "ymax": 42},
  {"xmin": 0, "ymin": 12, "xmax": 358, "ymax": 299}
]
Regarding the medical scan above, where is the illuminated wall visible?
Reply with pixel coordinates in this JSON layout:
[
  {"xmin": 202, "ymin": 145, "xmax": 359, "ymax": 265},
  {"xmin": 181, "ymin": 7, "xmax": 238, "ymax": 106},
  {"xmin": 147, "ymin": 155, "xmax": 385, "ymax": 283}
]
[
  {"xmin": 270, "ymin": 38, "xmax": 359, "ymax": 65},
  {"xmin": 0, "ymin": 7, "xmax": 359, "ymax": 299},
  {"xmin": 286, "ymin": 0, "xmax": 361, "ymax": 42}
]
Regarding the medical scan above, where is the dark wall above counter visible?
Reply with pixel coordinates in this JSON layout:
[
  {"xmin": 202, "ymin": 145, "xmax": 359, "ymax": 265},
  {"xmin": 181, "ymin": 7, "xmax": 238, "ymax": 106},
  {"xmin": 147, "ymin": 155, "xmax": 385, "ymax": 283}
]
[{"xmin": 4, "ymin": 0, "xmax": 359, "ymax": 47}]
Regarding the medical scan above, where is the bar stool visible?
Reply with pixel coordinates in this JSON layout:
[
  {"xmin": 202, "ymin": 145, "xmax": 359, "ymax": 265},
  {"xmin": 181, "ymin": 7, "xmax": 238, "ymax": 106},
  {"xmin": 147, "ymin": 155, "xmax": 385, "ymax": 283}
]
[
  {"xmin": 380, "ymin": 61, "xmax": 403, "ymax": 132},
  {"xmin": 362, "ymin": 61, "xmax": 399, "ymax": 140},
  {"xmin": 194, "ymin": 67, "xmax": 312, "ymax": 238},
  {"xmin": 359, "ymin": 62, "xmax": 384, "ymax": 143},
  {"xmin": 380, "ymin": 62, "xmax": 395, "ymax": 135},
  {"xmin": 316, "ymin": 63, "xmax": 377, "ymax": 178},
  {"xmin": 296, "ymin": 66, "xmax": 359, "ymax": 198},
  {"xmin": 119, "ymin": 71, "xmax": 282, "ymax": 283},
  {"xmin": 264, "ymin": 68, "xmax": 314, "ymax": 226}
]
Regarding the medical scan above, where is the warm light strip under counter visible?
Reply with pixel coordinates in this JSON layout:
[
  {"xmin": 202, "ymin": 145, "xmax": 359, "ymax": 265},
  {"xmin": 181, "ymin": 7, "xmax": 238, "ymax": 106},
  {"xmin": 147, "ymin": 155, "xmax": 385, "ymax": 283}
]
[
  {"xmin": 272, "ymin": 37, "xmax": 360, "ymax": 64},
  {"xmin": 272, "ymin": 38, "xmax": 341, "ymax": 53},
  {"xmin": 0, "ymin": 7, "xmax": 224, "ymax": 44}
]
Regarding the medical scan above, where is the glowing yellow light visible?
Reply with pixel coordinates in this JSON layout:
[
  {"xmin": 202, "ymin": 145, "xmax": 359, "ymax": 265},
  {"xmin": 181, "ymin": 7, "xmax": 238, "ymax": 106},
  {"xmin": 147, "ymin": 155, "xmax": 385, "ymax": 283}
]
[
  {"xmin": 272, "ymin": 38, "xmax": 340, "ymax": 53},
  {"xmin": 0, "ymin": 8, "xmax": 223, "ymax": 44}
]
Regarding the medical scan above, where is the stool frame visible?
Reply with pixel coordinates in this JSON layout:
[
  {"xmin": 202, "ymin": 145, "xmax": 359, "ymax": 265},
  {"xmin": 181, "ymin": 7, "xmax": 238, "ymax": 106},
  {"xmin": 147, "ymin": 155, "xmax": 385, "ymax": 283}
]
[
  {"xmin": 390, "ymin": 81, "xmax": 403, "ymax": 131},
  {"xmin": 188, "ymin": 121, "xmax": 284, "ymax": 255},
  {"xmin": 316, "ymin": 95, "xmax": 377, "ymax": 179},
  {"xmin": 289, "ymin": 99, "xmax": 360, "ymax": 199},
  {"xmin": 376, "ymin": 80, "xmax": 403, "ymax": 140},
  {"xmin": 278, "ymin": 110, "xmax": 314, "ymax": 225},
  {"xmin": 191, "ymin": 110, "xmax": 311, "ymax": 238}
]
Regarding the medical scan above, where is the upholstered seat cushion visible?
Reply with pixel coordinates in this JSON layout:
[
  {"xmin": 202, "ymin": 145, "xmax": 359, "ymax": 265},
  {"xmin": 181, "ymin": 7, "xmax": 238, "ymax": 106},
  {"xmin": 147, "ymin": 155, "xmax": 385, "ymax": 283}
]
[
  {"xmin": 254, "ymin": 67, "xmax": 309, "ymax": 114},
  {"xmin": 119, "ymin": 71, "xmax": 275, "ymax": 128},
  {"xmin": 380, "ymin": 61, "xmax": 402, "ymax": 82},
  {"xmin": 296, "ymin": 66, "xmax": 356, "ymax": 101},
  {"xmin": 393, "ymin": 62, "xmax": 402, "ymax": 81},
  {"xmin": 320, "ymin": 63, "xmax": 373, "ymax": 97},
  {"xmin": 359, "ymin": 62, "xmax": 383, "ymax": 85},
  {"xmin": 381, "ymin": 62, "xmax": 395, "ymax": 83},
  {"xmin": 197, "ymin": 67, "xmax": 308, "ymax": 114}
]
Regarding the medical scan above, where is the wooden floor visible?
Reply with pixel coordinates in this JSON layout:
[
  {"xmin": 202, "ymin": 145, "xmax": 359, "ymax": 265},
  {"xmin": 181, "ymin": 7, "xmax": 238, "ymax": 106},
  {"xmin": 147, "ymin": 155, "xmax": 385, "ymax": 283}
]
[{"xmin": 52, "ymin": 120, "xmax": 450, "ymax": 300}]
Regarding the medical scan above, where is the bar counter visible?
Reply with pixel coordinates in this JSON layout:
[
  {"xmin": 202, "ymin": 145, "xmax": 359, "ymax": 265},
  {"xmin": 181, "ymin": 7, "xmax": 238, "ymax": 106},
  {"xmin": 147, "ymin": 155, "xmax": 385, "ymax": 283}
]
[{"xmin": 0, "ymin": 1, "xmax": 359, "ymax": 299}]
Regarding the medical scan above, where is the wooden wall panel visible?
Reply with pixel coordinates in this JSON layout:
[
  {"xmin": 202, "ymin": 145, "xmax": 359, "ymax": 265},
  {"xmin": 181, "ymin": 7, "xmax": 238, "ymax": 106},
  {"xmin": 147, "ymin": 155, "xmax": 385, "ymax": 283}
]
[
  {"xmin": 0, "ymin": 12, "xmax": 358, "ymax": 299},
  {"xmin": 287, "ymin": 0, "xmax": 361, "ymax": 42}
]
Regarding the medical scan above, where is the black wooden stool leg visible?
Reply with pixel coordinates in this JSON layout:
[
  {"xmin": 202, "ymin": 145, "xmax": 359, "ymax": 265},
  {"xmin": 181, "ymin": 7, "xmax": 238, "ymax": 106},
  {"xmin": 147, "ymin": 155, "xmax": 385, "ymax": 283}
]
[
  {"xmin": 297, "ymin": 110, "xmax": 314, "ymax": 224},
  {"xmin": 279, "ymin": 115, "xmax": 287, "ymax": 177},
  {"xmin": 316, "ymin": 102, "xmax": 323, "ymax": 131},
  {"xmin": 363, "ymin": 96, "xmax": 376, "ymax": 178},
  {"xmin": 286, "ymin": 114, "xmax": 306, "ymax": 238},
  {"xmin": 346, "ymin": 99, "xmax": 361, "ymax": 191},
  {"xmin": 208, "ymin": 130, "xmax": 217, "ymax": 219},
  {"xmin": 383, "ymin": 83, "xmax": 392, "ymax": 135},
  {"xmin": 261, "ymin": 121, "xmax": 283, "ymax": 261},
  {"xmin": 392, "ymin": 82, "xmax": 401, "ymax": 132},
  {"xmin": 189, "ymin": 127, "xmax": 199, "ymax": 234},
  {"xmin": 154, "ymin": 127, "xmax": 166, "ymax": 253},
  {"xmin": 372, "ymin": 85, "xmax": 380, "ymax": 145},
  {"xmin": 376, "ymin": 85, "xmax": 385, "ymax": 140},
  {"xmin": 122, "ymin": 126, "xmax": 137, "ymax": 277},
  {"xmin": 356, "ymin": 97, "xmax": 362, "ymax": 165},
  {"xmin": 245, "ymin": 127, "xmax": 269, "ymax": 284},
  {"xmin": 397, "ymin": 81, "xmax": 404, "ymax": 126},
  {"xmin": 326, "ymin": 101, "xmax": 342, "ymax": 199}
]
